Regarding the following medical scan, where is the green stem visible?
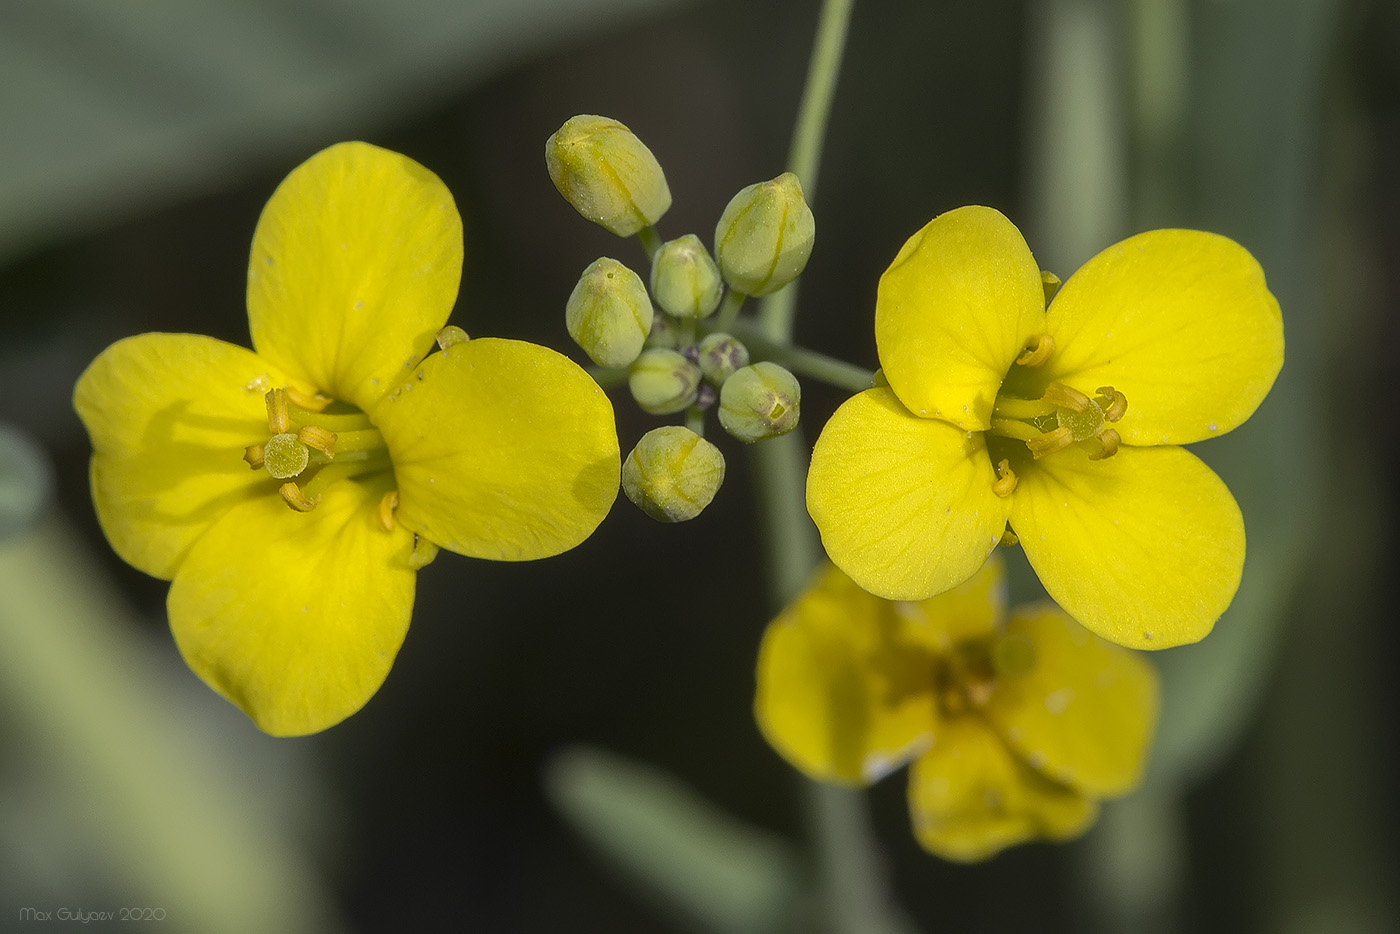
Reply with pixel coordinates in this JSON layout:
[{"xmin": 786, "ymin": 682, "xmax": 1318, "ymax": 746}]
[
  {"xmin": 714, "ymin": 289, "xmax": 747, "ymax": 333},
  {"xmin": 685, "ymin": 405, "xmax": 706, "ymax": 436},
  {"xmin": 637, "ymin": 225, "xmax": 662, "ymax": 262},
  {"xmin": 760, "ymin": 0, "xmax": 856, "ymax": 342},
  {"xmin": 587, "ymin": 366, "xmax": 631, "ymax": 389},
  {"xmin": 726, "ymin": 322, "xmax": 873, "ymax": 393},
  {"xmin": 747, "ymin": 2, "xmax": 908, "ymax": 933}
]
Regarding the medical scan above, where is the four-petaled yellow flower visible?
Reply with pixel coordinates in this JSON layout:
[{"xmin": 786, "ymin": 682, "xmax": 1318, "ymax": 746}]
[
  {"xmin": 74, "ymin": 142, "xmax": 620, "ymax": 736},
  {"xmin": 755, "ymin": 556, "xmax": 1158, "ymax": 862},
  {"xmin": 807, "ymin": 206, "xmax": 1284, "ymax": 648}
]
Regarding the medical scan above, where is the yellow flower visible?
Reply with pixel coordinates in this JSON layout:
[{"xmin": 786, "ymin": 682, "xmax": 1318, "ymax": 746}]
[
  {"xmin": 73, "ymin": 142, "xmax": 620, "ymax": 736},
  {"xmin": 754, "ymin": 557, "xmax": 1158, "ymax": 862},
  {"xmin": 807, "ymin": 206, "xmax": 1283, "ymax": 649}
]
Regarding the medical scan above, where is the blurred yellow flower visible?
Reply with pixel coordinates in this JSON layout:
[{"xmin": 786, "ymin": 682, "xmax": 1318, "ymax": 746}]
[
  {"xmin": 807, "ymin": 205, "xmax": 1283, "ymax": 648},
  {"xmin": 74, "ymin": 142, "xmax": 620, "ymax": 736},
  {"xmin": 754, "ymin": 557, "xmax": 1158, "ymax": 862}
]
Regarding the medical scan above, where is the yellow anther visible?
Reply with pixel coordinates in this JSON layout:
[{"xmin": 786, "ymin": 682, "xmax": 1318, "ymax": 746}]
[
  {"xmin": 243, "ymin": 444, "xmax": 265, "ymax": 470},
  {"xmin": 285, "ymin": 385, "xmax": 332, "ymax": 412},
  {"xmin": 1089, "ymin": 428, "xmax": 1121, "ymax": 461},
  {"xmin": 436, "ymin": 325, "xmax": 470, "ymax": 350},
  {"xmin": 279, "ymin": 481, "xmax": 319, "ymax": 512},
  {"xmin": 1041, "ymin": 381, "xmax": 1091, "ymax": 413},
  {"xmin": 297, "ymin": 425, "xmax": 337, "ymax": 459},
  {"xmin": 992, "ymin": 459, "xmax": 1018, "ymax": 497},
  {"xmin": 408, "ymin": 536, "xmax": 440, "ymax": 569},
  {"xmin": 1027, "ymin": 425, "xmax": 1075, "ymax": 459},
  {"xmin": 378, "ymin": 490, "xmax": 399, "ymax": 532},
  {"xmin": 1040, "ymin": 270, "xmax": 1062, "ymax": 305},
  {"xmin": 265, "ymin": 388, "xmax": 290, "ymax": 433},
  {"xmin": 1098, "ymin": 386, "xmax": 1128, "ymax": 422},
  {"xmin": 998, "ymin": 528, "xmax": 1020, "ymax": 547},
  {"xmin": 1015, "ymin": 333, "xmax": 1054, "ymax": 367},
  {"xmin": 964, "ymin": 678, "xmax": 995, "ymax": 708}
]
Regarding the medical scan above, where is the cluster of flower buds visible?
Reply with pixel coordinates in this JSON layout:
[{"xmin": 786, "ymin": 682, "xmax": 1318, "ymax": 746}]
[{"xmin": 546, "ymin": 114, "xmax": 813, "ymax": 522}]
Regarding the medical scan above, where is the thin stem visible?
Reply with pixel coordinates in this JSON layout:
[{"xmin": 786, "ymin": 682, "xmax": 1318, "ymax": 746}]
[
  {"xmin": 714, "ymin": 289, "xmax": 747, "ymax": 333},
  {"xmin": 637, "ymin": 225, "xmax": 662, "ymax": 263},
  {"xmin": 760, "ymin": 0, "xmax": 856, "ymax": 342},
  {"xmin": 587, "ymin": 366, "xmax": 631, "ymax": 389},
  {"xmin": 685, "ymin": 405, "xmax": 705, "ymax": 435},
  {"xmin": 746, "ymin": 2, "xmax": 908, "ymax": 932},
  {"xmin": 727, "ymin": 322, "xmax": 873, "ymax": 394}
]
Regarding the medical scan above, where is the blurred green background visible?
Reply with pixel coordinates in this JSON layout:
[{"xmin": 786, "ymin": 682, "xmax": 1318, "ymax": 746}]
[{"xmin": 1, "ymin": 0, "xmax": 1396, "ymax": 931}]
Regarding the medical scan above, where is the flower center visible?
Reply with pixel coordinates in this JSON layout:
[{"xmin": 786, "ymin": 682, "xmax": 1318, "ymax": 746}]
[
  {"xmin": 985, "ymin": 332, "xmax": 1127, "ymax": 473},
  {"xmin": 933, "ymin": 634, "xmax": 1037, "ymax": 718},
  {"xmin": 242, "ymin": 385, "xmax": 393, "ymax": 515}
]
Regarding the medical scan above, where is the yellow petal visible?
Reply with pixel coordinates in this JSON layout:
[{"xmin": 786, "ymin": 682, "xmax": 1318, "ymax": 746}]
[
  {"xmin": 374, "ymin": 338, "xmax": 620, "ymax": 561},
  {"xmin": 247, "ymin": 142, "xmax": 463, "ymax": 411},
  {"xmin": 984, "ymin": 606, "xmax": 1159, "ymax": 796},
  {"xmin": 807, "ymin": 387, "xmax": 1010, "ymax": 601},
  {"xmin": 874, "ymin": 206, "xmax": 1046, "ymax": 431},
  {"xmin": 167, "ymin": 475, "xmax": 415, "ymax": 736},
  {"xmin": 73, "ymin": 333, "xmax": 294, "ymax": 580},
  {"xmin": 754, "ymin": 564, "xmax": 938, "ymax": 785},
  {"xmin": 898, "ymin": 553, "xmax": 1007, "ymax": 653},
  {"xmin": 1011, "ymin": 444, "xmax": 1244, "ymax": 649},
  {"xmin": 1034, "ymin": 229, "xmax": 1283, "ymax": 444},
  {"xmin": 907, "ymin": 717, "xmax": 1096, "ymax": 863}
]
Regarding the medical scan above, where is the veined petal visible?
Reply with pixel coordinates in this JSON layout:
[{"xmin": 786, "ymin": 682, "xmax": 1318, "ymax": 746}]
[
  {"xmin": 247, "ymin": 142, "xmax": 463, "ymax": 411},
  {"xmin": 907, "ymin": 717, "xmax": 1096, "ymax": 863},
  {"xmin": 875, "ymin": 206, "xmax": 1046, "ymax": 431},
  {"xmin": 984, "ymin": 606, "xmax": 1159, "ymax": 796},
  {"xmin": 73, "ymin": 333, "xmax": 294, "ymax": 580},
  {"xmin": 168, "ymin": 474, "xmax": 415, "ymax": 736},
  {"xmin": 1011, "ymin": 445, "xmax": 1245, "ymax": 649},
  {"xmin": 807, "ymin": 387, "xmax": 1010, "ymax": 601},
  {"xmin": 1036, "ymin": 229, "xmax": 1283, "ymax": 444},
  {"xmin": 374, "ymin": 338, "xmax": 620, "ymax": 561},
  {"xmin": 754, "ymin": 564, "xmax": 939, "ymax": 786}
]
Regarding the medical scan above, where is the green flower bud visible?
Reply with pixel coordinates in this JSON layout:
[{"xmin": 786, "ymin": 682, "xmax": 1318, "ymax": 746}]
[
  {"xmin": 713, "ymin": 172, "xmax": 815, "ymax": 296},
  {"xmin": 697, "ymin": 332, "xmax": 750, "ymax": 386},
  {"xmin": 649, "ymin": 234, "xmax": 723, "ymax": 319},
  {"xmin": 566, "ymin": 257, "xmax": 653, "ymax": 368},
  {"xmin": 622, "ymin": 426, "xmax": 726, "ymax": 522},
  {"xmin": 546, "ymin": 115, "xmax": 672, "ymax": 237},
  {"xmin": 644, "ymin": 311, "xmax": 680, "ymax": 350},
  {"xmin": 718, "ymin": 361, "xmax": 801, "ymax": 442},
  {"xmin": 629, "ymin": 348, "xmax": 701, "ymax": 415}
]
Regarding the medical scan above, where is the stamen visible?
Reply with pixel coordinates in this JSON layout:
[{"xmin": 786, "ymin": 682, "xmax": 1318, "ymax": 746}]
[
  {"xmin": 1040, "ymin": 270, "xmax": 1062, "ymax": 305},
  {"xmin": 1089, "ymin": 428, "xmax": 1121, "ymax": 461},
  {"xmin": 297, "ymin": 425, "xmax": 337, "ymax": 459},
  {"xmin": 436, "ymin": 325, "xmax": 470, "ymax": 350},
  {"xmin": 1041, "ymin": 382, "xmax": 1091, "ymax": 413},
  {"xmin": 962, "ymin": 677, "xmax": 995, "ymax": 708},
  {"xmin": 243, "ymin": 444, "xmax": 265, "ymax": 470},
  {"xmin": 991, "ymin": 395, "xmax": 1055, "ymax": 421},
  {"xmin": 279, "ymin": 482, "xmax": 319, "ymax": 512},
  {"xmin": 1026, "ymin": 425, "xmax": 1075, "ymax": 459},
  {"xmin": 1097, "ymin": 386, "xmax": 1128, "ymax": 422},
  {"xmin": 1015, "ymin": 333, "xmax": 1054, "ymax": 367},
  {"xmin": 992, "ymin": 459, "xmax": 1018, "ymax": 497},
  {"xmin": 998, "ymin": 528, "xmax": 1020, "ymax": 547},
  {"xmin": 265, "ymin": 388, "xmax": 290, "ymax": 433},
  {"xmin": 378, "ymin": 490, "xmax": 399, "ymax": 532},
  {"xmin": 285, "ymin": 386, "xmax": 332, "ymax": 412},
  {"xmin": 409, "ymin": 537, "xmax": 440, "ymax": 569}
]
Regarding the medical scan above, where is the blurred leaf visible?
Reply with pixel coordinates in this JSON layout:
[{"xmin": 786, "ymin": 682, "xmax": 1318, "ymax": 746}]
[
  {"xmin": 545, "ymin": 745, "xmax": 804, "ymax": 934},
  {"xmin": 0, "ymin": 423, "xmax": 50, "ymax": 541},
  {"xmin": 0, "ymin": 520, "xmax": 338, "ymax": 933},
  {"xmin": 0, "ymin": 0, "xmax": 684, "ymax": 259}
]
